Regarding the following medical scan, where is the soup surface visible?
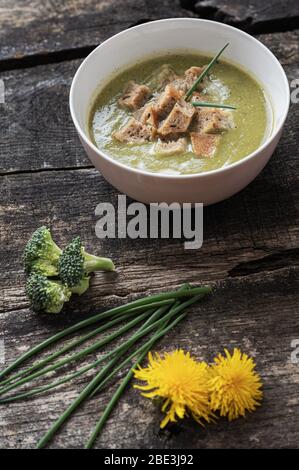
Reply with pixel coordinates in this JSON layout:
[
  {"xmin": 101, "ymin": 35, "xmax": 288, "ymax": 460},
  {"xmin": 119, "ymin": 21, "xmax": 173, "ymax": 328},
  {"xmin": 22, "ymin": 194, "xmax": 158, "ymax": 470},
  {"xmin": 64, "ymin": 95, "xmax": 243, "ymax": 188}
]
[{"xmin": 90, "ymin": 53, "xmax": 268, "ymax": 175}]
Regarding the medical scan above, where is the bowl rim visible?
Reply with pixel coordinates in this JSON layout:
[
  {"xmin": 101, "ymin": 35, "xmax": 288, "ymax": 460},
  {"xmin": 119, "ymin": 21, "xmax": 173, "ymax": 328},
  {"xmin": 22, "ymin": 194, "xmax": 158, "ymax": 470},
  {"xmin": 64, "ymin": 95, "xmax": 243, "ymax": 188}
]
[{"xmin": 69, "ymin": 17, "xmax": 290, "ymax": 179}]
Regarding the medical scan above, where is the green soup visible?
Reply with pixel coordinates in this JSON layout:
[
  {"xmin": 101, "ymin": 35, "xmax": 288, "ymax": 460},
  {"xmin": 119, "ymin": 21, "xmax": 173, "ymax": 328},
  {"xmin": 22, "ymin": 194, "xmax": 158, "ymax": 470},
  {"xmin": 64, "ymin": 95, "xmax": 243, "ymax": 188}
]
[{"xmin": 89, "ymin": 54, "xmax": 269, "ymax": 175}]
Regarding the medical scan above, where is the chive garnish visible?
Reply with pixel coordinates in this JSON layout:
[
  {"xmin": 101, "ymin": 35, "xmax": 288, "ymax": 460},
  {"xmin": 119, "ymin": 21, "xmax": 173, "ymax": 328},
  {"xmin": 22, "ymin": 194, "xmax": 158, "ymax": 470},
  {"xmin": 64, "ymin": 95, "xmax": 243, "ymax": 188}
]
[
  {"xmin": 185, "ymin": 42, "xmax": 230, "ymax": 101},
  {"xmin": 37, "ymin": 293, "xmax": 204, "ymax": 449},
  {"xmin": 0, "ymin": 305, "xmax": 172, "ymax": 404},
  {"xmin": 84, "ymin": 321, "xmax": 179, "ymax": 449},
  {"xmin": 0, "ymin": 286, "xmax": 208, "ymax": 382},
  {"xmin": 0, "ymin": 285, "xmax": 212, "ymax": 448},
  {"xmin": 192, "ymin": 102, "xmax": 236, "ymax": 110}
]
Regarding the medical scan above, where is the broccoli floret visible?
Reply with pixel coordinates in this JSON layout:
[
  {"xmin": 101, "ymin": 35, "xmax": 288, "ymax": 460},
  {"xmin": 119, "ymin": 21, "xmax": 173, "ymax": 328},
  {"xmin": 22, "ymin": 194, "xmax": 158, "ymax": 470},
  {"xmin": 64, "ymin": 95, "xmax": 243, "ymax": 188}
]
[
  {"xmin": 23, "ymin": 226, "xmax": 62, "ymax": 276},
  {"xmin": 26, "ymin": 273, "xmax": 72, "ymax": 314},
  {"xmin": 58, "ymin": 237, "xmax": 115, "ymax": 289}
]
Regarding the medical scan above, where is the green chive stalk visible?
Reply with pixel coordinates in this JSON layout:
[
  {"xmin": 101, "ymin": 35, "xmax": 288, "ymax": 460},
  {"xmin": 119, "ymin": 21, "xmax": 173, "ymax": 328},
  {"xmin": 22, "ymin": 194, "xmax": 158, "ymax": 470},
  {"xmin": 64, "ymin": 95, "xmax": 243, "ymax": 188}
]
[
  {"xmin": 1, "ymin": 298, "xmax": 182, "ymax": 397},
  {"xmin": 86, "ymin": 309, "xmax": 190, "ymax": 448},
  {"xmin": 0, "ymin": 298, "xmax": 182, "ymax": 398},
  {"xmin": 1, "ymin": 307, "xmax": 187, "ymax": 405},
  {"xmin": 0, "ymin": 309, "xmax": 155, "ymax": 397},
  {"xmin": 85, "ymin": 306, "xmax": 188, "ymax": 448},
  {"xmin": 185, "ymin": 43, "xmax": 229, "ymax": 100},
  {"xmin": 191, "ymin": 102, "xmax": 236, "ymax": 110},
  {"xmin": 36, "ymin": 293, "xmax": 204, "ymax": 449},
  {"xmin": 0, "ymin": 286, "xmax": 210, "ymax": 381},
  {"xmin": 0, "ymin": 302, "xmax": 173, "ymax": 404},
  {"xmin": 0, "ymin": 300, "xmax": 174, "ymax": 389},
  {"xmin": 90, "ymin": 310, "xmax": 186, "ymax": 399}
]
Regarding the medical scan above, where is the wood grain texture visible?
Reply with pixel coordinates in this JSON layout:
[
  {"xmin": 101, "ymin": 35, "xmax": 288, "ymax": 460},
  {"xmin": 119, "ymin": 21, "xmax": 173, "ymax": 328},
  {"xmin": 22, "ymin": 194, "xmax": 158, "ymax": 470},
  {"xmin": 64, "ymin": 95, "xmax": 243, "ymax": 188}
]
[
  {"xmin": 0, "ymin": 30, "xmax": 298, "ymax": 174},
  {"xmin": 0, "ymin": 269, "xmax": 298, "ymax": 448},
  {"xmin": 0, "ymin": 156, "xmax": 298, "ymax": 314},
  {"xmin": 0, "ymin": 3, "xmax": 299, "ymax": 449},
  {"xmin": 189, "ymin": 0, "xmax": 299, "ymax": 32},
  {"xmin": 0, "ymin": 153, "xmax": 298, "ymax": 448},
  {"xmin": 0, "ymin": 0, "xmax": 194, "ymax": 62}
]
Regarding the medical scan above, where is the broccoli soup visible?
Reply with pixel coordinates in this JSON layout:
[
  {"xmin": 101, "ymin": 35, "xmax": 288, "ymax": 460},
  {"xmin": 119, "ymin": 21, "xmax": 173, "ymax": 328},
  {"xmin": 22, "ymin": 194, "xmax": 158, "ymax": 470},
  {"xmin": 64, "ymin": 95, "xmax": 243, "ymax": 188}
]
[{"xmin": 89, "ymin": 53, "xmax": 268, "ymax": 175}]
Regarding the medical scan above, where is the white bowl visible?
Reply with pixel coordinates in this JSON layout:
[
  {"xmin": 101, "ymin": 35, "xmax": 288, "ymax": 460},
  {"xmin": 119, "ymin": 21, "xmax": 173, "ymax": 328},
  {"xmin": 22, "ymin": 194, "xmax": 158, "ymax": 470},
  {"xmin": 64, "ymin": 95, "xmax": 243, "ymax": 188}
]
[{"xmin": 70, "ymin": 18, "xmax": 290, "ymax": 204}]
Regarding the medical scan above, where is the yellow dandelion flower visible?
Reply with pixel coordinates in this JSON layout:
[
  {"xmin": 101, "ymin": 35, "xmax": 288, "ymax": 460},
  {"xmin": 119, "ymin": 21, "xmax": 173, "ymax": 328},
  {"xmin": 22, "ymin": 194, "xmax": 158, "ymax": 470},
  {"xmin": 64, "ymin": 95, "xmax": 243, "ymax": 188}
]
[
  {"xmin": 133, "ymin": 349, "xmax": 213, "ymax": 428},
  {"xmin": 209, "ymin": 348, "xmax": 263, "ymax": 421}
]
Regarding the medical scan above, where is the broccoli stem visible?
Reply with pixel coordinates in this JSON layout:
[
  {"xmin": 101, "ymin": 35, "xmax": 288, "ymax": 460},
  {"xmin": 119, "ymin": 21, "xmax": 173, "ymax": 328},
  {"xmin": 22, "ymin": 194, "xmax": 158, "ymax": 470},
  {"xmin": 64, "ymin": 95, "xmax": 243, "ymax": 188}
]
[
  {"xmin": 83, "ymin": 252, "xmax": 115, "ymax": 272},
  {"xmin": 70, "ymin": 277, "xmax": 90, "ymax": 296},
  {"xmin": 51, "ymin": 241, "xmax": 62, "ymax": 258}
]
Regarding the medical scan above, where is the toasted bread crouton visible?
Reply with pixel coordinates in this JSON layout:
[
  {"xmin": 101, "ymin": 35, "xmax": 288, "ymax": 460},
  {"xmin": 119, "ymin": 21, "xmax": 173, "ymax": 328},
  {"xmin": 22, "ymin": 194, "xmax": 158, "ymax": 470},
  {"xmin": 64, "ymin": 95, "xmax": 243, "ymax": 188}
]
[
  {"xmin": 154, "ymin": 137, "xmax": 187, "ymax": 156},
  {"xmin": 184, "ymin": 66, "xmax": 205, "ymax": 89},
  {"xmin": 190, "ymin": 133, "xmax": 220, "ymax": 157},
  {"xmin": 171, "ymin": 77, "xmax": 189, "ymax": 93},
  {"xmin": 158, "ymin": 99, "xmax": 195, "ymax": 136},
  {"xmin": 185, "ymin": 66, "xmax": 204, "ymax": 78},
  {"xmin": 113, "ymin": 118, "xmax": 154, "ymax": 144},
  {"xmin": 134, "ymin": 104, "xmax": 159, "ymax": 129},
  {"xmin": 156, "ymin": 84, "xmax": 184, "ymax": 119},
  {"xmin": 192, "ymin": 108, "xmax": 234, "ymax": 134},
  {"xmin": 118, "ymin": 81, "xmax": 151, "ymax": 111},
  {"xmin": 169, "ymin": 67, "xmax": 206, "ymax": 94},
  {"xmin": 156, "ymin": 64, "xmax": 178, "ymax": 89},
  {"xmin": 191, "ymin": 91, "xmax": 205, "ymax": 103}
]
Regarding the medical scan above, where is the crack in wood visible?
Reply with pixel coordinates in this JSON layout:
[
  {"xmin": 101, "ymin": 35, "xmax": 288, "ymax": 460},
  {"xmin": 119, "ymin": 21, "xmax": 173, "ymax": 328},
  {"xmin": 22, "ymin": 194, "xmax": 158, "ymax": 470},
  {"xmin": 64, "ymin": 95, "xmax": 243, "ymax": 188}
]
[
  {"xmin": 0, "ymin": 18, "xmax": 157, "ymax": 73},
  {"xmin": 0, "ymin": 16, "xmax": 157, "ymax": 73},
  {"xmin": 0, "ymin": 2, "xmax": 297, "ymax": 73},
  {"xmin": 180, "ymin": 0, "xmax": 299, "ymax": 34},
  {"xmin": 0, "ymin": 45, "xmax": 97, "ymax": 73},
  {"xmin": 0, "ymin": 165, "xmax": 94, "ymax": 177},
  {"xmin": 228, "ymin": 248, "xmax": 299, "ymax": 277}
]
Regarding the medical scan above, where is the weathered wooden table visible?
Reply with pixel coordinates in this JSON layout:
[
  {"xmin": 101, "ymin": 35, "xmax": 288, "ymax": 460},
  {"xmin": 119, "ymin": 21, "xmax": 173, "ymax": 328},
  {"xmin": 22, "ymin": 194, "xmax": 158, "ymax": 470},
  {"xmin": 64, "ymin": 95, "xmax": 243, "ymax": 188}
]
[{"xmin": 0, "ymin": 0, "xmax": 298, "ymax": 449}]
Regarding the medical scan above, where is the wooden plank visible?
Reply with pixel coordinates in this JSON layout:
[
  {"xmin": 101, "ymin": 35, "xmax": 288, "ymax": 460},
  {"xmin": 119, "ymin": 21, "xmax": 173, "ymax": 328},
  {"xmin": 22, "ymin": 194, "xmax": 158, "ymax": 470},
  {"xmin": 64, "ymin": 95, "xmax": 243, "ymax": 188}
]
[
  {"xmin": 0, "ymin": 268, "xmax": 298, "ymax": 448},
  {"xmin": 0, "ymin": 156, "xmax": 298, "ymax": 313},
  {"xmin": 0, "ymin": 18, "xmax": 298, "ymax": 449},
  {"xmin": 0, "ymin": 59, "xmax": 90, "ymax": 173},
  {"xmin": 0, "ymin": 0, "xmax": 194, "ymax": 62},
  {"xmin": 0, "ymin": 30, "xmax": 298, "ymax": 174},
  {"xmin": 190, "ymin": 0, "xmax": 299, "ymax": 32}
]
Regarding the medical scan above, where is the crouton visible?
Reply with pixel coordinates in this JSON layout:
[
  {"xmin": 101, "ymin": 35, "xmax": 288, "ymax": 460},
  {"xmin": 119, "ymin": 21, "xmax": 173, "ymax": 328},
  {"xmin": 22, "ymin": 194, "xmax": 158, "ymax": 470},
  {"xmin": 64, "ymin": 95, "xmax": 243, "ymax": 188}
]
[
  {"xmin": 193, "ymin": 108, "xmax": 234, "ymax": 134},
  {"xmin": 154, "ymin": 137, "xmax": 187, "ymax": 156},
  {"xmin": 191, "ymin": 91, "xmax": 205, "ymax": 103},
  {"xmin": 190, "ymin": 133, "xmax": 220, "ymax": 157},
  {"xmin": 171, "ymin": 78, "xmax": 189, "ymax": 93},
  {"xmin": 118, "ymin": 81, "xmax": 151, "ymax": 111},
  {"xmin": 156, "ymin": 84, "xmax": 184, "ymax": 119},
  {"xmin": 184, "ymin": 66, "xmax": 205, "ymax": 89},
  {"xmin": 134, "ymin": 104, "xmax": 159, "ymax": 129},
  {"xmin": 113, "ymin": 118, "xmax": 154, "ymax": 144},
  {"xmin": 185, "ymin": 66, "xmax": 204, "ymax": 78},
  {"xmin": 158, "ymin": 99, "xmax": 195, "ymax": 136},
  {"xmin": 156, "ymin": 64, "xmax": 178, "ymax": 89},
  {"xmin": 168, "ymin": 67, "xmax": 206, "ymax": 94}
]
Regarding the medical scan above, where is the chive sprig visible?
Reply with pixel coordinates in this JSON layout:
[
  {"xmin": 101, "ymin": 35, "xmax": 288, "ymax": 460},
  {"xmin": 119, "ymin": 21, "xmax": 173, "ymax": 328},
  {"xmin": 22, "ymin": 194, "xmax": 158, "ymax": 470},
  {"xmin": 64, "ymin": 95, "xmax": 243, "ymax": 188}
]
[
  {"xmin": 0, "ymin": 285, "xmax": 212, "ymax": 449},
  {"xmin": 185, "ymin": 42, "xmax": 230, "ymax": 100}
]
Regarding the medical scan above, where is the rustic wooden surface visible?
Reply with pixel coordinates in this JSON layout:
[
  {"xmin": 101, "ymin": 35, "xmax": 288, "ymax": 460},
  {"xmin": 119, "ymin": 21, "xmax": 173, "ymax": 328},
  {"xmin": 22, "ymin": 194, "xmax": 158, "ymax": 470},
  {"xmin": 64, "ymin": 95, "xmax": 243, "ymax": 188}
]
[
  {"xmin": 183, "ymin": 0, "xmax": 299, "ymax": 33},
  {"xmin": 0, "ymin": 0, "xmax": 298, "ymax": 449}
]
